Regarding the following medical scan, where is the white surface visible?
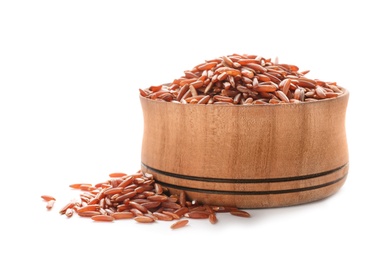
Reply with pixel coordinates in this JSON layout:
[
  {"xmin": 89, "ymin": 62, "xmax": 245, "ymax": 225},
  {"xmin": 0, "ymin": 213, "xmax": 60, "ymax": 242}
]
[{"xmin": 1, "ymin": 1, "xmax": 384, "ymax": 259}]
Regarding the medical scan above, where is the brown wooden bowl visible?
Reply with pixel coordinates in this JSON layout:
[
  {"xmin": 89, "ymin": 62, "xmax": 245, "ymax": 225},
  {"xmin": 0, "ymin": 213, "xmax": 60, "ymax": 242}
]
[{"xmin": 140, "ymin": 89, "xmax": 349, "ymax": 208}]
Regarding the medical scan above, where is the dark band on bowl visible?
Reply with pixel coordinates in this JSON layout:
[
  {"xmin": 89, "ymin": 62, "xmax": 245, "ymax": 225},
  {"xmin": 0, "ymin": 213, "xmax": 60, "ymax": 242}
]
[
  {"xmin": 141, "ymin": 162, "xmax": 348, "ymax": 183},
  {"xmin": 141, "ymin": 162, "xmax": 348, "ymax": 195}
]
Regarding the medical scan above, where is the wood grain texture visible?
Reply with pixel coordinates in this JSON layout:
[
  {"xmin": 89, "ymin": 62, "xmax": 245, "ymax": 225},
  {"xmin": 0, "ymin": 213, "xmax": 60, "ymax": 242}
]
[{"xmin": 140, "ymin": 89, "xmax": 349, "ymax": 208}]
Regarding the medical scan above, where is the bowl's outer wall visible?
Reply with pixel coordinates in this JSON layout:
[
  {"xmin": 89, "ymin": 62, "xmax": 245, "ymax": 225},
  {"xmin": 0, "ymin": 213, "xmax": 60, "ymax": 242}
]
[{"xmin": 140, "ymin": 91, "xmax": 349, "ymax": 208}]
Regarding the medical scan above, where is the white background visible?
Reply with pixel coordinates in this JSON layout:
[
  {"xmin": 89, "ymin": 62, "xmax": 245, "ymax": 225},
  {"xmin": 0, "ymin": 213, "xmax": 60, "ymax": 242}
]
[{"xmin": 1, "ymin": 1, "xmax": 384, "ymax": 259}]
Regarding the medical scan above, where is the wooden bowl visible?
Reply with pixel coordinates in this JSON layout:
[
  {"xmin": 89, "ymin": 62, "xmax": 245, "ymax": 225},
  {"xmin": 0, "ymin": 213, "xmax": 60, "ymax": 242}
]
[{"xmin": 140, "ymin": 89, "xmax": 349, "ymax": 208}]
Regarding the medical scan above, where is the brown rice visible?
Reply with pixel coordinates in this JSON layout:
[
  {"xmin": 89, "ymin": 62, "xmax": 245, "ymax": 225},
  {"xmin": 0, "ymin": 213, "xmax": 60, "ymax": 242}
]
[
  {"xmin": 43, "ymin": 169, "xmax": 250, "ymax": 229},
  {"xmin": 140, "ymin": 53, "xmax": 344, "ymax": 105}
]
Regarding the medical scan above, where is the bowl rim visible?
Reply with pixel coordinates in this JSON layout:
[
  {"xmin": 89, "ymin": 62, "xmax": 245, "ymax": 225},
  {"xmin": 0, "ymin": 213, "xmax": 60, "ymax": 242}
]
[{"xmin": 139, "ymin": 86, "xmax": 349, "ymax": 107}]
